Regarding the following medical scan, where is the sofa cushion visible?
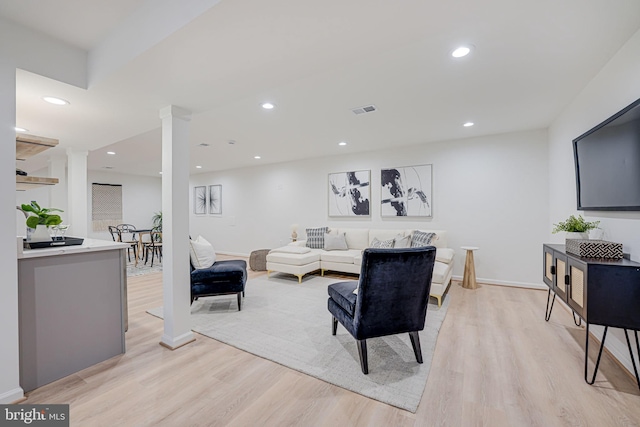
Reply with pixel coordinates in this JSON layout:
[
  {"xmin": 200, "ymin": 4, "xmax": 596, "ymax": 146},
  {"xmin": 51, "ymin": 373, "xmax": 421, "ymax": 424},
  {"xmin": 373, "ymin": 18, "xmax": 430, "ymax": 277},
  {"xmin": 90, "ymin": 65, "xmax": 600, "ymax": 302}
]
[
  {"xmin": 436, "ymin": 248, "xmax": 455, "ymax": 264},
  {"xmin": 320, "ymin": 249, "xmax": 361, "ymax": 264},
  {"xmin": 306, "ymin": 227, "xmax": 329, "ymax": 249},
  {"xmin": 269, "ymin": 246, "xmax": 311, "ymax": 254},
  {"xmin": 411, "ymin": 230, "xmax": 436, "ymax": 247},
  {"xmin": 328, "ymin": 281, "xmax": 358, "ymax": 315},
  {"xmin": 324, "ymin": 232, "xmax": 348, "ymax": 251},
  {"xmin": 432, "ymin": 261, "xmax": 449, "ymax": 284},
  {"xmin": 189, "ymin": 235, "xmax": 216, "ymax": 269},
  {"xmin": 338, "ymin": 228, "xmax": 370, "ymax": 250},
  {"xmin": 266, "ymin": 250, "xmax": 321, "ymax": 266}
]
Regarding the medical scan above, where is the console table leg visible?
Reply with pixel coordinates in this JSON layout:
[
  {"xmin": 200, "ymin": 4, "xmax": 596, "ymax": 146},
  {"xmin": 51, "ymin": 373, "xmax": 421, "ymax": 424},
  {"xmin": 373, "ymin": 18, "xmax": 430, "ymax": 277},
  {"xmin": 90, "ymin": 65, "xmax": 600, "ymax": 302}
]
[
  {"xmin": 585, "ymin": 324, "xmax": 608, "ymax": 385},
  {"xmin": 623, "ymin": 329, "xmax": 640, "ymax": 389},
  {"xmin": 544, "ymin": 289, "xmax": 556, "ymax": 322},
  {"xmin": 573, "ymin": 312, "xmax": 582, "ymax": 327}
]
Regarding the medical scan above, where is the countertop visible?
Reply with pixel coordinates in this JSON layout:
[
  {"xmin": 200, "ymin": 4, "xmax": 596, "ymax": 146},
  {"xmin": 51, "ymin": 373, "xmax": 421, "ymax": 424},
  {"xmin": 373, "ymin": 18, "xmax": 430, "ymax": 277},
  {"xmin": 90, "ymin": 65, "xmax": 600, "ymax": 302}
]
[{"xmin": 18, "ymin": 238, "xmax": 129, "ymax": 259}]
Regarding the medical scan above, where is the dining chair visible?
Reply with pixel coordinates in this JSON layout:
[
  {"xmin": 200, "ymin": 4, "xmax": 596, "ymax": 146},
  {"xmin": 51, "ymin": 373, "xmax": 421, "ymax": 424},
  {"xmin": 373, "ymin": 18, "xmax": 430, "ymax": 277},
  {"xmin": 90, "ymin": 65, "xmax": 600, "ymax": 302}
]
[
  {"xmin": 143, "ymin": 227, "xmax": 163, "ymax": 267},
  {"xmin": 116, "ymin": 224, "xmax": 138, "ymax": 262}
]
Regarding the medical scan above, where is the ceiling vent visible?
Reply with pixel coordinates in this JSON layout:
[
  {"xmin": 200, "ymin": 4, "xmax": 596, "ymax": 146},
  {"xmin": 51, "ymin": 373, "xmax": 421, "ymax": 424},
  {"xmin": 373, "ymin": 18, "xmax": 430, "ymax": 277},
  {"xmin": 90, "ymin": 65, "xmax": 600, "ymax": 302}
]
[{"xmin": 351, "ymin": 104, "xmax": 377, "ymax": 115}]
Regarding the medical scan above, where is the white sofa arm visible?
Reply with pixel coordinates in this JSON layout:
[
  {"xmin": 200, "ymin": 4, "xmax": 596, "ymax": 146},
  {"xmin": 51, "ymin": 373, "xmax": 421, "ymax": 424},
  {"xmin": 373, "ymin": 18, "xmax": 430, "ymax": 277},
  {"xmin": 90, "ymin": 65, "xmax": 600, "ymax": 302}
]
[
  {"xmin": 436, "ymin": 248, "xmax": 455, "ymax": 264},
  {"xmin": 288, "ymin": 240, "xmax": 307, "ymax": 247}
]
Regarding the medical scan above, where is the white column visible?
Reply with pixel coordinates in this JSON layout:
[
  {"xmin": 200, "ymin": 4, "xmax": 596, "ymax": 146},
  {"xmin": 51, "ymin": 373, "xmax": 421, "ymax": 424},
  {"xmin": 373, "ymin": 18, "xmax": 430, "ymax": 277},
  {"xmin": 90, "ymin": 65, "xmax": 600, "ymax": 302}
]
[
  {"xmin": 0, "ymin": 62, "xmax": 24, "ymax": 403},
  {"xmin": 159, "ymin": 105, "xmax": 195, "ymax": 349},
  {"xmin": 66, "ymin": 148, "xmax": 88, "ymax": 237},
  {"xmin": 48, "ymin": 154, "xmax": 68, "ymax": 218}
]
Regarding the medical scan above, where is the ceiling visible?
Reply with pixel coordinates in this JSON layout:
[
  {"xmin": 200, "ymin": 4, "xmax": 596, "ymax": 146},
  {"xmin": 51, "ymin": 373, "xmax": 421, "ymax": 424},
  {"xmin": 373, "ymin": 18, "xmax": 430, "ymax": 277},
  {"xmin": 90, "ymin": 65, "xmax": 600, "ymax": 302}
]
[{"xmin": 6, "ymin": 0, "xmax": 640, "ymax": 177}]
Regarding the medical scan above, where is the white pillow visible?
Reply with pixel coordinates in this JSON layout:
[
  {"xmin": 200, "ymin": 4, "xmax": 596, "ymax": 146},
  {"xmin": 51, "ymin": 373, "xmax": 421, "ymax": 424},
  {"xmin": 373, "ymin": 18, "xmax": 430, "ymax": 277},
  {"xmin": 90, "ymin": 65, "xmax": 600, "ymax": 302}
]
[
  {"xmin": 189, "ymin": 235, "xmax": 216, "ymax": 269},
  {"xmin": 393, "ymin": 234, "xmax": 411, "ymax": 248}
]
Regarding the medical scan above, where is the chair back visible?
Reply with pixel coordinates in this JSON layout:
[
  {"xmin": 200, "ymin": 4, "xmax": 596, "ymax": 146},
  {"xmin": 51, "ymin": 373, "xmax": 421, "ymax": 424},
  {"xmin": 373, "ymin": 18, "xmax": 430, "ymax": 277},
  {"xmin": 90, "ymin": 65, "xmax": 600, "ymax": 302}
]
[
  {"xmin": 354, "ymin": 247, "xmax": 436, "ymax": 340},
  {"xmin": 150, "ymin": 227, "xmax": 162, "ymax": 245},
  {"xmin": 107, "ymin": 225, "xmax": 120, "ymax": 242},
  {"xmin": 116, "ymin": 224, "xmax": 137, "ymax": 242}
]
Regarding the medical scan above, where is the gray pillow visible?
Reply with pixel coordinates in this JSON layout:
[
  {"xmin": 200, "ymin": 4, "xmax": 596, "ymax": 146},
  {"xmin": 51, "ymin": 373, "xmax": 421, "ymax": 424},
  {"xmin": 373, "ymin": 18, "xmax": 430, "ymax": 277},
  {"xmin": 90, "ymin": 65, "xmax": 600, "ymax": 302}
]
[
  {"xmin": 393, "ymin": 234, "xmax": 411, "ymax": 248},
  {"xmin": 411, "ymin": 230, "xmax": 436, "ymax": 248},
  {"xmin": 306, "ymin": 227, "xmax": 329, "ymax": 249},
  {"xmin": 324, "ymin": 232, "xmax": 348, "ymax": 251}
]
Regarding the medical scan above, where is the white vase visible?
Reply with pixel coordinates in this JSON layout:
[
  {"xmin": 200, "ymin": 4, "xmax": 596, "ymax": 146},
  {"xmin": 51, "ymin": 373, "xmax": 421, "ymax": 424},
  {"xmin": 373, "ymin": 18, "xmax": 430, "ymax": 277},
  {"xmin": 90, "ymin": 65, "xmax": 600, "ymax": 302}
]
[
  {"xmin": 28, "ymin": 225, "xmax": 51, "ymax": 242},
  {"xmin": 566, "ymin": 232, "xmax": 588, "ymax": 241}
]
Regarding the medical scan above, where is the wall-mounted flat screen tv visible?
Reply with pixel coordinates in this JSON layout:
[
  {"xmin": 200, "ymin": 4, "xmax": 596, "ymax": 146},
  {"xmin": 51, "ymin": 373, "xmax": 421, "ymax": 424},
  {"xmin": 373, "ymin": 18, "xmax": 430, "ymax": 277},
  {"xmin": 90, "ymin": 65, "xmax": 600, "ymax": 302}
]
[{"xmin": 573, "ymin": 97, "xmax": 640, "ymax": 211}]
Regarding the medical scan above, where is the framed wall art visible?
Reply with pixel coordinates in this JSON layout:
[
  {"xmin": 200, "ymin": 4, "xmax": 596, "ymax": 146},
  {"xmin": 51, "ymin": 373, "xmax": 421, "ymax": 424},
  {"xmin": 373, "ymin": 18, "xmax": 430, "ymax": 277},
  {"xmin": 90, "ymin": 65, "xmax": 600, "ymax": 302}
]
[
  {"xmin": 381, "ymin": 164, "xmax": 432, "ymax": 217},
  {"xmin": 208, "ymin": 184, "xmax": 222, "ymax": 214},
  {"xmin": 194, "ymin": 186, "xmax": 207, "ymax": 215},
  {"xmin": 328, "ymin": 170, "xmax": 370, "ymax": 217}
]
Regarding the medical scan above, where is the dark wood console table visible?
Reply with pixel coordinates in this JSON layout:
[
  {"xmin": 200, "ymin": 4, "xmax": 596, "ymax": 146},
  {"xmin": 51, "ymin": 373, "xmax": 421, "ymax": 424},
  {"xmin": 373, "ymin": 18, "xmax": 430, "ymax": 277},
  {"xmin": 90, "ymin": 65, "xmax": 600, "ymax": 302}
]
[{"xmin": 543, "ymin": 244, "xmax": 640, "ymax": 388}]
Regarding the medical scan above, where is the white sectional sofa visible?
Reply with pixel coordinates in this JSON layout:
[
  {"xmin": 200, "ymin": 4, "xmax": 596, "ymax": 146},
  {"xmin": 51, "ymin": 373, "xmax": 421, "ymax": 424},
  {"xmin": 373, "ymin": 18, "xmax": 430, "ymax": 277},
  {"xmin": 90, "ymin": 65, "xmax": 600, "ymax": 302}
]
[{"xmin": 266, "ymin": 228, "xmax": 454, "ymax": 306}]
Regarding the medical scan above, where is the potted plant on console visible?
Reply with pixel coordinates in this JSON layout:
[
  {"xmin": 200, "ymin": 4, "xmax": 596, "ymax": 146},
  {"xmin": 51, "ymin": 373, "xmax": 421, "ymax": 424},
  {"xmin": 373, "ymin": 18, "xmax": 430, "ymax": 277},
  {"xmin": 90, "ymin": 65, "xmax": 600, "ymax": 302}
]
[
  {"xmin": 21, "ymin": 201, "xmax": 63, "ymax": 242},
  {"xmin": 552, "ymin": 214, "xmax": 600, "ymax": 241}
]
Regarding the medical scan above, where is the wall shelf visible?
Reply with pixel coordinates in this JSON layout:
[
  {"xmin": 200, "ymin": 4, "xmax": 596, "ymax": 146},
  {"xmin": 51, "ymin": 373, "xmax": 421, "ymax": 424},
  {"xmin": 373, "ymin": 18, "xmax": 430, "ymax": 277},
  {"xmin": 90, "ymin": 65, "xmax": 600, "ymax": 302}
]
[{"xmin": 16, "ymin": 134, "xmax": 59, "ymax": 191}]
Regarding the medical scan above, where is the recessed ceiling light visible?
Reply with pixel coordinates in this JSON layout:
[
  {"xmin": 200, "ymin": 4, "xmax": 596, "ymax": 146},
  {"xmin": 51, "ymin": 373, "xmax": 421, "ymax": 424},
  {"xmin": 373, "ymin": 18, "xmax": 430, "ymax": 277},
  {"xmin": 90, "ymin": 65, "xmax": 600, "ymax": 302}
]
[
  {"xmin": 198, "ymin": 143, "xmax": 210, "ymax": 147},
  {"xmin": 107, "ymin": 151, "xmax": 116, "ymax": 155},
  {"xmin": 102, "ymin": 166, "xmax": 114, "ymax": 169},
  {"xmin": 43, "ymin": 96, "xmax": 70, "ymax": 105},
  {"xmin": 254, "ymin": 155, "xmax": 261, "ymax": 159},
  {"xmin": 261, "ymin": 102, "xmax": 275, "ymax": 110},
  {"xmin": 159, "ymin": 172, "xmax": 163, "ymax": 175},
  {"xmin": 15, "ymin": 127, "xmax": 28, "ymax": 132},
  {"xmin": 228, "ymin": 140, "xmax": 236, "ymax": 145},
  {"xmin": 196, "ymin": 165, "xmax": 202, "ymax": 169},
  {"xmin": 451, "ymin": 45, "xmax": 473, "ymax": 58},
  {"xmin": 463, "ymin": 122, "xmax": 474, "ymax": 127},
  {"xmin": 338, "ymin": 141, "xmax": 347, "ymax": 146}
]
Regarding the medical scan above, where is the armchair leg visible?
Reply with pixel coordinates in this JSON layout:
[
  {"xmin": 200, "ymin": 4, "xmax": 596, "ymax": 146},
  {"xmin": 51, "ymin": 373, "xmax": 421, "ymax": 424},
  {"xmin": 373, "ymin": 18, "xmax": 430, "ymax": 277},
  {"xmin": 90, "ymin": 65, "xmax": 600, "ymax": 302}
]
[
  {"xmin": 357, "ymin": 339, "xmax": 368, "ymax": 374},
  {"xmin": 237, "ymin": 292, "xmax": 242, "ymax": 311},
  {"xmin": 332, "ymin": 316, "xmax": 338, "ymax": 335},
  {"xmin": 409, "ymin": 331, "xmax": 423, "ymax": 364}
]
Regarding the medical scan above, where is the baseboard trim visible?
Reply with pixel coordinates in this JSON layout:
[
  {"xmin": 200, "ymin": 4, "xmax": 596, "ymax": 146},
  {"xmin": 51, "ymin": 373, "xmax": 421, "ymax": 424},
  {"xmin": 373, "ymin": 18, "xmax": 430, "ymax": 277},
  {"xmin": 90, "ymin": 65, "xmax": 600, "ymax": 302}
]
[
  {"xmin": 0, "ymin": 387, "xmax": 24, "ymax": 404},
  {"xmin": 160, "ymin": 332, "xmax": 196, "ymax": 350},
  {"xmin": 451, "ymin": 275, "xmax": 546, "ymax": 290}
]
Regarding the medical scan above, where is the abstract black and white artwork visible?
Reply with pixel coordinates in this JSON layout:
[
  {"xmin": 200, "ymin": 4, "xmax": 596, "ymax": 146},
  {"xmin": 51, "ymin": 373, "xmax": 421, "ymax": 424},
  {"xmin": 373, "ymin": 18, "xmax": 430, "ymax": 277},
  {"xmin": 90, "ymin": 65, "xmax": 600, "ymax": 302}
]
[
  {"xmin": 328, "ymin": 170, "xmax": 370, "ymax": 217},
  {"xmin": 209, "ymin": 185, "xmax": 222, "ymax": 215},
  {"xmin": 381, "ymin": 164, "xmax": 432, "ymax": 217},
  {"xmin": 194, "ymin": 186, "xmax": 206, "ymax": 214}
]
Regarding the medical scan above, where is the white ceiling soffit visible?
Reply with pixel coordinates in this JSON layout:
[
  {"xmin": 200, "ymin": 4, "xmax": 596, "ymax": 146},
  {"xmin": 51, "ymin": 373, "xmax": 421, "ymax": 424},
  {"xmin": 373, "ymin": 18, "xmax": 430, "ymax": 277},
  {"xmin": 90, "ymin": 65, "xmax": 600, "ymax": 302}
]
[{"xmin": 9, "ymin": 0, "xmax": 640, "ymax": 177}]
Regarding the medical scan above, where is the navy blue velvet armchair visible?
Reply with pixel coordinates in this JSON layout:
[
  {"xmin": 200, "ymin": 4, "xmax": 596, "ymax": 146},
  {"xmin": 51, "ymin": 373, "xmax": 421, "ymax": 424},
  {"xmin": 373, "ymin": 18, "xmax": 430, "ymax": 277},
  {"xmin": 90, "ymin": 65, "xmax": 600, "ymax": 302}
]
[
  {"xmin": 327, "ymin": 247, "xmax": 437, "ymax": 374},
  {"xmin": 190, "ymin": 259, "xmax": 247, "ymax": 310}
]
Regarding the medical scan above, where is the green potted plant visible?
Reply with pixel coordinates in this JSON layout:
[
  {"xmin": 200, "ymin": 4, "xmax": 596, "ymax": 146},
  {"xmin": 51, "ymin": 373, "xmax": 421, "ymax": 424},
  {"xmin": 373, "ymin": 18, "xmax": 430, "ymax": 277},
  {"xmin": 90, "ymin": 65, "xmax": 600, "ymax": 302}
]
[
  {"xmin": 151, "ymin": 211, "xmax": 162, "ymax": 231},
  {"xmin": 21, "ymin": 201, "xmax": 64, "ymax": 241},
  {"xmin": 552, "ymin": 214, "xmax": 600, "ymax": 240}
]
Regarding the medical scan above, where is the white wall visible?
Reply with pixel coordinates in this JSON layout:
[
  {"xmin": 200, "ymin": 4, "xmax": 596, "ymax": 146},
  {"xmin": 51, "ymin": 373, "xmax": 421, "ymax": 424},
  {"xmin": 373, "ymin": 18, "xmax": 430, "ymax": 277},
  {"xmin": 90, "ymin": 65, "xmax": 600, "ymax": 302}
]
[
  {"xmin": 548, "ymin": 28, "xmax": 640, "ymax": 377},
  {"xmin": 190, "ymin": 129, "xmax": 549, "ymax": 286},
  {"xmin": 87, "ymin": 171, "xmax": 162, "ymax": 240}
]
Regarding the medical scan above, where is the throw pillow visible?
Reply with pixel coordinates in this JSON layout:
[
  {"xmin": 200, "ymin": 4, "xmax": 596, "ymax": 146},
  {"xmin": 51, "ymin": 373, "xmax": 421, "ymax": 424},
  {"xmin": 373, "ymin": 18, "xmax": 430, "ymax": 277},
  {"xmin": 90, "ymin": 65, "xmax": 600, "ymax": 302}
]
[
  {"xmin": 370, "ymin": 237, "xmax": 394, "ymax": 248},
  {"xmin": 306, "ymin": 227, "xmax": 329, "ymax": 249},
  {"xmin": 411, "ymin": 230, "xmax": 436, "ymax": 248},
  {"xmin": 393, "ymin": 234, "xmax": 411, "ymax": 248},
  {"xmin": 324, "ymin": 232, "xmax": 348, "ymax": 251},
  {"xmin": 189, "ymin": 235, "xmax": 216, "ymax": 269}
]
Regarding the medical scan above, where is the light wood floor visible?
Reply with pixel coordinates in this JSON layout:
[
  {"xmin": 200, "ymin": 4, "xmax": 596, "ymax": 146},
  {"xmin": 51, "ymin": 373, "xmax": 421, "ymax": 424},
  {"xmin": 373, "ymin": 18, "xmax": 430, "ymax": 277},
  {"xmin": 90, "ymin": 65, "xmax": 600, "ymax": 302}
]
[{"xmin": 24, "ymin": 256, "xmax": 640, "ymax": 426}]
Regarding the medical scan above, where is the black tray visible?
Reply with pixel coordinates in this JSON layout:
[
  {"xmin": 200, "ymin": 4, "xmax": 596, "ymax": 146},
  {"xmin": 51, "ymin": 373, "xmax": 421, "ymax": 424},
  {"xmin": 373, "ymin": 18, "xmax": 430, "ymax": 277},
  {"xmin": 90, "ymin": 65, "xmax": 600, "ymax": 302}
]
[{"xmin": 24, "ymin": 237, "xmax": 84, "ymax": 250}]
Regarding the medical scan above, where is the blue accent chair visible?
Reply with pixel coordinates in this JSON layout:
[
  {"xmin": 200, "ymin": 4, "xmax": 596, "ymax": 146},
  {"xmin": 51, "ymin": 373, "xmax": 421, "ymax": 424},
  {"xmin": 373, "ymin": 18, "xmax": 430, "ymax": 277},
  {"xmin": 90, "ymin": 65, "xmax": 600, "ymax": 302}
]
[
  {"xmin": 190, "ymin": 259, "xmax": 247, "ymax": 310},
  {"xmin": 327, "ymin": 247, "xmax": 437, "ymax": 374}
]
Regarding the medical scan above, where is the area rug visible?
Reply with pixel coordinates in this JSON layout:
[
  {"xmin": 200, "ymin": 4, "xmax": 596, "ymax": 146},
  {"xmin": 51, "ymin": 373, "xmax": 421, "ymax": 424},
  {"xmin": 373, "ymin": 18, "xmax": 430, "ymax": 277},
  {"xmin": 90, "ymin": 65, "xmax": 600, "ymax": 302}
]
[
  {"xmin": 127, "ymin": 262, "xmax": 162, "ymax": 277},
  {"xmin": 147, "ymin": 275, "xmax": 449, "ymax": 412}
]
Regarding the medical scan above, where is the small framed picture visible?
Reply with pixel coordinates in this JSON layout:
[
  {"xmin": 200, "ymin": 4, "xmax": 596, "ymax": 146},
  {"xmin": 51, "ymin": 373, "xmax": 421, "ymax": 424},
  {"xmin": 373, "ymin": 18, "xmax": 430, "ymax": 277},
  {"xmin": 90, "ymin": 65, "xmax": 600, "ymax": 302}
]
[
  {"xmin": 209, "ymin": 185, "xmax": 222, "ymax": 215},
  {"xmin": 194, "ymin": 186, "xmax": 206, "ymax": 214}
]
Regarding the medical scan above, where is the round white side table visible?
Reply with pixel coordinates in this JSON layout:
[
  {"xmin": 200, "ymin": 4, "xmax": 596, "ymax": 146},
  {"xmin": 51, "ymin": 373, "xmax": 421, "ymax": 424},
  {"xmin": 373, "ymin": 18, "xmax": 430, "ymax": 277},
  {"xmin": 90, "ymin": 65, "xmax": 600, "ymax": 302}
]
[{"xmin": 461, "ymin": 246, "xmax": 479, "ymax": 290}]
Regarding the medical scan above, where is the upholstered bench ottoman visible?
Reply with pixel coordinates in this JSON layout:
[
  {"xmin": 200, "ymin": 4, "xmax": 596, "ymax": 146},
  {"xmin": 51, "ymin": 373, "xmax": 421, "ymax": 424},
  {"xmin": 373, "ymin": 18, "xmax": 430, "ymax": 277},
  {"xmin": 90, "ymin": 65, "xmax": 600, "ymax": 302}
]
[{"xmin": 266, "ymin": 246, "xmax": 320, "ymax": 283}]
